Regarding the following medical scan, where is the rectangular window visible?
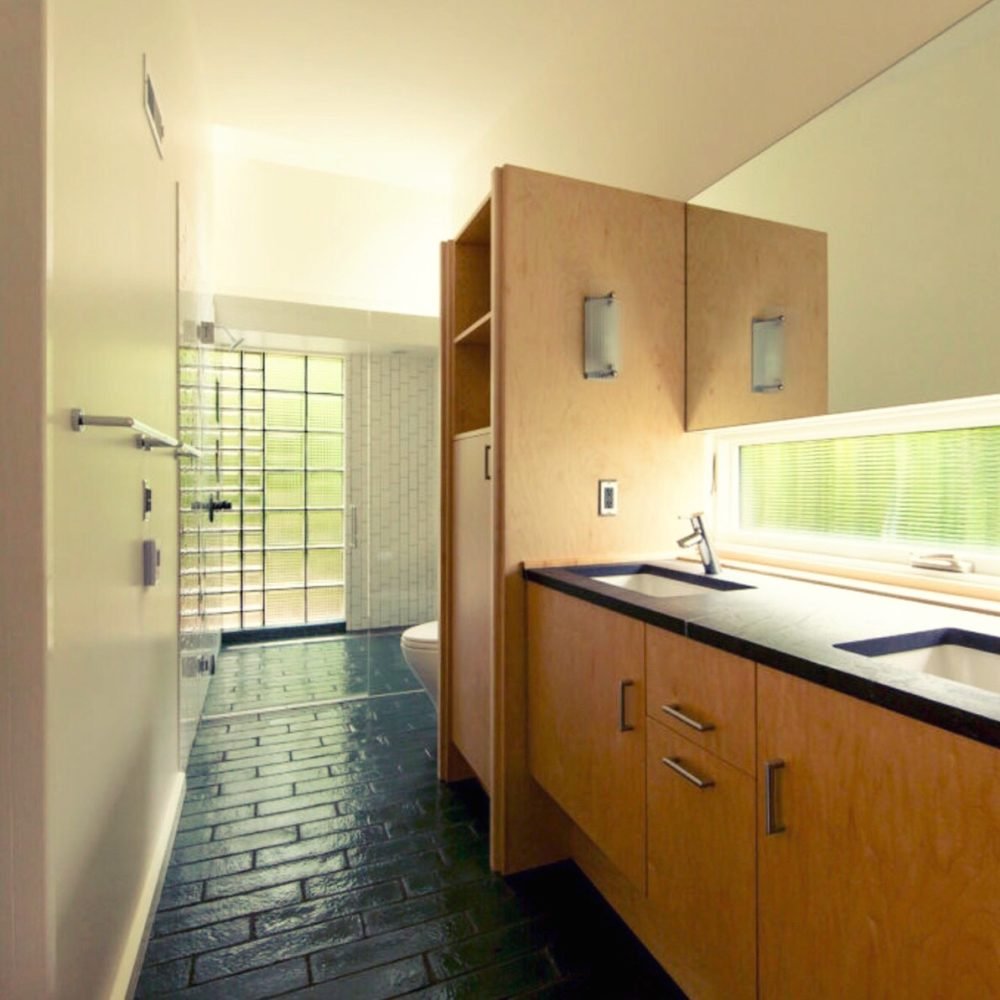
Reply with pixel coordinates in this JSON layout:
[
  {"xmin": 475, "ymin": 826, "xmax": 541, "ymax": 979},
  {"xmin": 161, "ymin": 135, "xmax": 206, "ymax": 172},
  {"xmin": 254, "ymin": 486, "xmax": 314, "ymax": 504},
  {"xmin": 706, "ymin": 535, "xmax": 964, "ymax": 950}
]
[
  {"xmin": 180, "ymin": 348, "xmax": 346, "ymax": 632},
  {"xmin": 715, "ymin": 398, "xmax": 1000, "ymax": 577}
]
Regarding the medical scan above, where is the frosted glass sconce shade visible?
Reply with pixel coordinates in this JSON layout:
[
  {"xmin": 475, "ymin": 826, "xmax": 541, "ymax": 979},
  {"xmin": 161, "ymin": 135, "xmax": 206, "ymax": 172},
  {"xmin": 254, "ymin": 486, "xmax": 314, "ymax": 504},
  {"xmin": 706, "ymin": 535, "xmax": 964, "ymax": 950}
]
[
  {"xmin": 584, "ymin": 292, "xmax": 620, "ymax": 379},
  {"xmin": 751, "ymin": 315, "xmax": 785, "ymax": 392}
]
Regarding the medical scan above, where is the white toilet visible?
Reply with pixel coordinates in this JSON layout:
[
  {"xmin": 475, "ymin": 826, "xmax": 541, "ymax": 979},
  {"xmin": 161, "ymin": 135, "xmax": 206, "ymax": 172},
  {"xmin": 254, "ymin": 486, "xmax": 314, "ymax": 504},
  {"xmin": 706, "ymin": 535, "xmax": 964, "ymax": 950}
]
[{"xmin": 400, "ymin": 621, "xmax": 439, "ymax": 706}]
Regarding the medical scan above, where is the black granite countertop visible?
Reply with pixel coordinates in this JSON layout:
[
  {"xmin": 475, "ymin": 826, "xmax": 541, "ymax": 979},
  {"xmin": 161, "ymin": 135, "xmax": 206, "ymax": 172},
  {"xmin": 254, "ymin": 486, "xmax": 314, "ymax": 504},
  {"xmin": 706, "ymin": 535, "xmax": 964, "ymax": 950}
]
[{"xmin": 523, "ymin": 559, "xmax": 1000, "ymax": 749}]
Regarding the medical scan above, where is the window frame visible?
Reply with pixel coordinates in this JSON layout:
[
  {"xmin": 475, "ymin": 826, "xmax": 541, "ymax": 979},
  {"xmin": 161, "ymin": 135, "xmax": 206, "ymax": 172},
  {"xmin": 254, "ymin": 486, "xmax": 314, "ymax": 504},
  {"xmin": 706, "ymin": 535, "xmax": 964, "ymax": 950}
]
[{"xmin": 711, "ymin": 393, "xmax": 1000, "ymax": 581}]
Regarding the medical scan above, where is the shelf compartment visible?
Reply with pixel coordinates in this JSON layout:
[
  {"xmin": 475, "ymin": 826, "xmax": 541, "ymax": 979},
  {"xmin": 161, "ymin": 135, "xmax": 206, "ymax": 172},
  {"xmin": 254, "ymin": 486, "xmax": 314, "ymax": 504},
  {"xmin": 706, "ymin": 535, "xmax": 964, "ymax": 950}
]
[{"xmin": 455, "ymin": 312, "xmax": 491, "ymax": 346}]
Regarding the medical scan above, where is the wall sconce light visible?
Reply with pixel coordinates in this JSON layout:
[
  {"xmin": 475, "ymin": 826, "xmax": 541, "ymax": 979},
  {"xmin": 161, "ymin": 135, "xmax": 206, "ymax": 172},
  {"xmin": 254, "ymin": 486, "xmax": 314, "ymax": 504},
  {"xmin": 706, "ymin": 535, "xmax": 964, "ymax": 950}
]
[
  {"xmin": 751, "ymin": 314, "xmax": 784, "ymax": 392},
  {"xmin": 584, "ymin": 292, "xmax": 620, "ymax": 379}
]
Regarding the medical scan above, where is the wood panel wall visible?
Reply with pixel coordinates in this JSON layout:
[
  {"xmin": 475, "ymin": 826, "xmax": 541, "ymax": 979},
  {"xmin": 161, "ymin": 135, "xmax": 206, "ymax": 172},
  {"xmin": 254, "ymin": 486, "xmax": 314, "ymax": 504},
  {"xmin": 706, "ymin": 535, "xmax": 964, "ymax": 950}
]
[
  {"xmin": 686, "ymin": 204, "xmax": 828, "ymax": 429},
  {"xmin": 494, "ymin": 166, "xmax": 705, "ymax": 872}
]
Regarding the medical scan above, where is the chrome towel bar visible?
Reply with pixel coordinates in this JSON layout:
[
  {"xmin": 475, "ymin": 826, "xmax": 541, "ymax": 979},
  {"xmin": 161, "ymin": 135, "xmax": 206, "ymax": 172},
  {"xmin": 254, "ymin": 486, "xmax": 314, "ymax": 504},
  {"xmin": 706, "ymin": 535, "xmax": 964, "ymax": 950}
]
[{"xmin": 71, "ymin": 408, "xmax": 203, "ymax": 459}]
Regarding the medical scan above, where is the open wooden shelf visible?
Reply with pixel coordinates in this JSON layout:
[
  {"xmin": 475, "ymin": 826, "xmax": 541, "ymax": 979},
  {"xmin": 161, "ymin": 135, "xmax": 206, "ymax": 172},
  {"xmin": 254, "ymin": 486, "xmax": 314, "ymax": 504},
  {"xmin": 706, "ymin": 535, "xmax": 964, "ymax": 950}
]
[
  {"xmin": 455, "ymin": 311, "xmax": 491, "ymax": 346},
  {"xmin": 454, "ymin": 425, "xmax": 490, "ymax": 439},
  {"xmin": 458, "ymin": 195, "xmax": 491, "ymax": 247}
]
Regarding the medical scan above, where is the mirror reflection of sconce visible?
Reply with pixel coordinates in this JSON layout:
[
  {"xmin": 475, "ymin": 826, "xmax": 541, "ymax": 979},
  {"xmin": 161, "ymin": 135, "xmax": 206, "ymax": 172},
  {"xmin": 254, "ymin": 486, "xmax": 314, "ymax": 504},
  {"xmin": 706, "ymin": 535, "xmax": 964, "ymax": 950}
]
[
  {"xmin": 584, "ymin": 292, "xmax": 620, "ymax": 379},
  {"xmin": 751, "ymin": 314, "xmax": 785, "ymax": 392}
]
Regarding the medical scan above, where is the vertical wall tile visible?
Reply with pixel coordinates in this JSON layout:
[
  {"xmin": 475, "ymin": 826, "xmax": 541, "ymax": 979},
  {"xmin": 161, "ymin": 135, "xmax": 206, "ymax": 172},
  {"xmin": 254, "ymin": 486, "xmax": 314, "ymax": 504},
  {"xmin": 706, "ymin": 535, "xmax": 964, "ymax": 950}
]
[{"xmin": 344, "ymin": 350, "xmax": 438, "ymax": 631}]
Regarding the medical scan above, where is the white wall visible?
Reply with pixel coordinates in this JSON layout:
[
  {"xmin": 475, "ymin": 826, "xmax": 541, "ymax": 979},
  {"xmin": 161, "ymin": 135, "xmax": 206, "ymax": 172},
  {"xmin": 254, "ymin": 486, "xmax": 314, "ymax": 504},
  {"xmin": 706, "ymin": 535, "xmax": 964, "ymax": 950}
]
[
  {"xmin": 693, "ymin": 3, "xmax": 1000, "ymax": 413},
  {"xmin": 0, "ymin": 4, "xmax": 49, "ymax": 995},
  {"xmin": 451, "ymin": 1, "xmax": 984, "ymax": 226},
  {"xmin": 44, "ymin": 1, "xmax": 210, "ymax": 996},
  {"xmin": 213, "ymin": 154, "xmax": 448, "ymax": 317}
]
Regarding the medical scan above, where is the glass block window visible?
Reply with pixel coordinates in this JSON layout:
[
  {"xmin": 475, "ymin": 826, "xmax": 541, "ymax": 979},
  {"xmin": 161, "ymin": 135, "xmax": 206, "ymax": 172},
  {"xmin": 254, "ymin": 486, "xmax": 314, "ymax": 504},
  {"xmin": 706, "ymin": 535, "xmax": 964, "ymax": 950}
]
[{"xmin": 179, "ymin": 349, "xmax": 346, "ymax": 632}]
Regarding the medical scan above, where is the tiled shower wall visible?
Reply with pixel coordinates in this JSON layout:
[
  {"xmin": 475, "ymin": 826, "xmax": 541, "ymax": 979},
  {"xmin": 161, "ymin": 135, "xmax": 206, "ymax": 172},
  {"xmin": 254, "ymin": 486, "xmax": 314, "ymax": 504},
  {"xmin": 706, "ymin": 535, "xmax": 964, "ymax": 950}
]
[{"xmin": 346, "ymin": 351, "xmax": 439, "ymax": 630}]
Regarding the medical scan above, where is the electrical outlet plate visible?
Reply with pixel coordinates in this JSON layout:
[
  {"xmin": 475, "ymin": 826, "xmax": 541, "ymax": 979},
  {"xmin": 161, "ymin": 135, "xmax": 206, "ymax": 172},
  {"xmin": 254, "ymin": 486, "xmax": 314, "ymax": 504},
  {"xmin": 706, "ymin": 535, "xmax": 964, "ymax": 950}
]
[{"xmin": 598, "ymin": 479, "xmax": 619, "ymax": 516}]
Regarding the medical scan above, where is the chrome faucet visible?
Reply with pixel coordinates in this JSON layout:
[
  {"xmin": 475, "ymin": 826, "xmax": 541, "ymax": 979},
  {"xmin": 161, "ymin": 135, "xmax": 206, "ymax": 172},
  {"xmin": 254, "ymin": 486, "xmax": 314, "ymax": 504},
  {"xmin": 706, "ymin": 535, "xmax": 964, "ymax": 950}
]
[{"xmin": 677, "ymin": 513, "xmax": 719, "ymax": 576}]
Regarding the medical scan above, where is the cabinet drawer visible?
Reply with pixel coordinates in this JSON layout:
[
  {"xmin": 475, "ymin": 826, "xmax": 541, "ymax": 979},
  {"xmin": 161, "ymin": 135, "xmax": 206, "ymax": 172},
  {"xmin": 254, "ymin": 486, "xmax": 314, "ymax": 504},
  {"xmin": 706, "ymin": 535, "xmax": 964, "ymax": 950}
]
[
  {"xmin": 646, "ymin": 627, "xmax": 755, "ymax": 774},
  {"xmin": 647, "ymin": 724, "xmax": 756, "ymax": 1000}
]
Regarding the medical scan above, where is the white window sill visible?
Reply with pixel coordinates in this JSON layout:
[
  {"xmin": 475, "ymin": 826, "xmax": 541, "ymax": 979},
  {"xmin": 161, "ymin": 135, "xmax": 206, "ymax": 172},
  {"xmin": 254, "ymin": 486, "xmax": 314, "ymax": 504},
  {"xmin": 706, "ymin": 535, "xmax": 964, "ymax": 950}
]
[{"xmin": 709, "ymin": 544, "xmax": 1000, "ymax": 618}]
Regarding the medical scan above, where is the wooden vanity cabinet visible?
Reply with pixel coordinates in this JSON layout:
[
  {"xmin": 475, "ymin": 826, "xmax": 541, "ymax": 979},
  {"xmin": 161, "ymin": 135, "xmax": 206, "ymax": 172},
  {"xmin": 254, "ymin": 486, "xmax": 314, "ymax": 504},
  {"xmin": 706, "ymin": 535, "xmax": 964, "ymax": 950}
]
[
  {"xmin": 757, "ymin": 665, "xmax": 1000, "ymax": 999},
  {"xmin": 647, "ymin": 724, "xmax": 756, "ymax": 1000},
  {"xmin": 646, "ymin": 630, "xmax": 757, "ymax": 1000},
  {"xmin": 526, "ymin": 583, "xmax": 646, "ymax": 890},
  {"xmin": 646, "ymin": 625, "xmax": 755, "ymax": 774}
]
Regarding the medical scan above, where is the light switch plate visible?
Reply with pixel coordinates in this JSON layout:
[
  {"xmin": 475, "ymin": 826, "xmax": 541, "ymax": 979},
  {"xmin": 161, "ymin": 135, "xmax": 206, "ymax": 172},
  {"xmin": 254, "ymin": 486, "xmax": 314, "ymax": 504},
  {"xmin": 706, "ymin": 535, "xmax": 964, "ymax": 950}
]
[{"xmin": 598, "ymin": 479, "xmax": 618, "ymax": 516}]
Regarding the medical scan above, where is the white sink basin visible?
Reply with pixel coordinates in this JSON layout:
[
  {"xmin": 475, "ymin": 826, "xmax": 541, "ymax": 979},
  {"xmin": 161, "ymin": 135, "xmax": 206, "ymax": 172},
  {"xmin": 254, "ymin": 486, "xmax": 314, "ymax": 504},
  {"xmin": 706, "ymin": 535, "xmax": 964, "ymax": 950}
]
[
  {"xmin": 836, "ymin": 630, "xmax": 1000, "ymax": 697},
  {"xmin": 593, "ymin": 573, "xmax": 716, "ymax": 599},
  {"xmin": 871, "ymin": 644, "xmax": 1000, "ymax": 696}
]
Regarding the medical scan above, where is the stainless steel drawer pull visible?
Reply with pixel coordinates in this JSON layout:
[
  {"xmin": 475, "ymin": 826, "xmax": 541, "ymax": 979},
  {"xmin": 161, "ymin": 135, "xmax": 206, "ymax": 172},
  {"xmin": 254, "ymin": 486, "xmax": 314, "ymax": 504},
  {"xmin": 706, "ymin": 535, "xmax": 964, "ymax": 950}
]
[
  {"xmin": 764, "ymin": 759, "xmax": 786, "ymax": 835},
  {"xmin": 662, "ymin": 703, "xmax": 715, "ymax": 732},
  {"xmin": 662, "ymin": 756, "xmax": 715, "ymax": 789},
  {"xmin": 619, "ymin": 679, "xmax": 635, "ymax": 732}
]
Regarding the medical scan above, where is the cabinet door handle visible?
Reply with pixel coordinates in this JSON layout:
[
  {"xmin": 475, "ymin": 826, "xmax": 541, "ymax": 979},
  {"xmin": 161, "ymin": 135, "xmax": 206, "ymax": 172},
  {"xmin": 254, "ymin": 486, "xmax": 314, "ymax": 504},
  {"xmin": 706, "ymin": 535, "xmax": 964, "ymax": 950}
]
[
  {"xmin": 662, "ymin": 756, "xmax": 715, "ymax": 789},
  {"xmin": 618, "ymin": 679, "xmax": 635, "ymax": 732},
  {"xmin": 764, "ymin": 759, "xmax": 786, "ymax": 835},
  {"xmin": 661, "ymin": 702, "xmax": 715, "ymax": 732},
  {"xmin": 484, "ymin": 444, "xmax": 491, "ymax": 481}
]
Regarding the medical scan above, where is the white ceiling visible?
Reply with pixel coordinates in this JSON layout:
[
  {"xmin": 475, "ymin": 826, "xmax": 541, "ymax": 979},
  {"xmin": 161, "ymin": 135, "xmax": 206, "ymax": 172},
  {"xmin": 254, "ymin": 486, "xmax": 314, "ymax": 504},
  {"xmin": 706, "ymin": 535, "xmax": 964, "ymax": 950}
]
[{"xmin": 190, "ymin": 0, "xmax": 988, "ymax": 195}]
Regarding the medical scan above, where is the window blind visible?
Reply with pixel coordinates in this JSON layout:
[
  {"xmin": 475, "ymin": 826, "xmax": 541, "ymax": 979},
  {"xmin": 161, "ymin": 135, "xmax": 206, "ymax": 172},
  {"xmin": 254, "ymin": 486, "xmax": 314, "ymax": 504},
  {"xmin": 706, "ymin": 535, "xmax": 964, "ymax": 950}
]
[{"xmin": 739, "ymin": 425, "xmax": 1000, "ymax": 551}]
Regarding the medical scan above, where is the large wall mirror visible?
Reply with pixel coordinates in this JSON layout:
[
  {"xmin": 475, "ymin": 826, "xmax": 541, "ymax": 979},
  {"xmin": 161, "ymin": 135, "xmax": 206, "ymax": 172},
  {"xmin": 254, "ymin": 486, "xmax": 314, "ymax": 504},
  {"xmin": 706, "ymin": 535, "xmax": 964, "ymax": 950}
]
[{"xmin": 692, "ymin": 1, "xmax": 1000, "ymax": 415}]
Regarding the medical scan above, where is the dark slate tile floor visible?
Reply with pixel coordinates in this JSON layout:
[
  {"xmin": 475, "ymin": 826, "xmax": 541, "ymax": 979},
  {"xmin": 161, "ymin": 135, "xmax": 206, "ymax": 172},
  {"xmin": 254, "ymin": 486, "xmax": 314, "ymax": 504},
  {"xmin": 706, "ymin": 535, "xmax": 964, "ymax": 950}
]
[
  {"xmin": 203, "ymin": 632, "xmax": 420, "ymax": 716},
  {"xmin": 138, "ymin": 641, "xmax": 686, "ymax": 998}
]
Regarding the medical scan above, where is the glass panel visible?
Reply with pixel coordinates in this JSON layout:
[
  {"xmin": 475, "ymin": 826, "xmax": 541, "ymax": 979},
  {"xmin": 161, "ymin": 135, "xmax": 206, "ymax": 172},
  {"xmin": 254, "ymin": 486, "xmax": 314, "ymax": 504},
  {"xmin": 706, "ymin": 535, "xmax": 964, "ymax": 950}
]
[
  {"xmin": 308, "ymin": 355, "xmax": 344, "ymax": 394},
  {"xmin": 243, "ymin": 370, "xmax": 263, "ymax": 390},
  {"xmin": 307, "ymin": 471, "xmax": 344, "ymax": 508},
  {"xmin": 308, "ymin": 548, "xmax": 344, "ymax": 585},
  {"xmin": 740, "ymin": 426, "xmax": 1000, "ymax": 549},
  {"xmin": 307, "ymin": 433, "xmax": 343, "ymax": 469},
  {"xmin": 242, "ymin": 610, "xmax": 263, "ymax": 629},
  {"xmin": 243, "ymin": 390, "xmax": 263, "ymax": 410},
  {"xmin": 243, "ymin": 352, "xmax": 264, "ymax": 369},
  {"xmin": 241, "ymin": 548, "xmax": 263, "ymax": 569},
  {"xmin": 307, "ymin": 510, "xmax": 344, "ymax": 546},
  {"xmin": 265, "ymin": 432, "xmax": 304, "ymax": 469},
  {"xmin": 243, "ymin": 590, "xmax": 264, "ymax": 612},
  {"xmin": 214, "ymin": 512, "xmax": 241, "ymax": 532},
  {"xmin": 265, "ymin": 471, "xmax": 304, "ymax": 509},
  {"xmin": 264, "ymin": 511, "xmax": 305, "ymax": 548},
  {"xmin": 307, "ymin": 395, "xmax": 344, "ymax": 431},
  {"xmin": 265, "ymin": 549, "xmax": 305, "ymax": 588},
  {"xmin": 265, "ymin": 588, "xmax": 305, "ymax": 626},
  {"xmin": 307, "ymin": 586, "xmax": 344, "ymax": 623},
  {"xmin": 265, "ymin": 354, "xmax": 305, "ymax": 392},
  {"xmin": 265, "ymin": 392, "xmax": 305, "ymax": 430}
]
